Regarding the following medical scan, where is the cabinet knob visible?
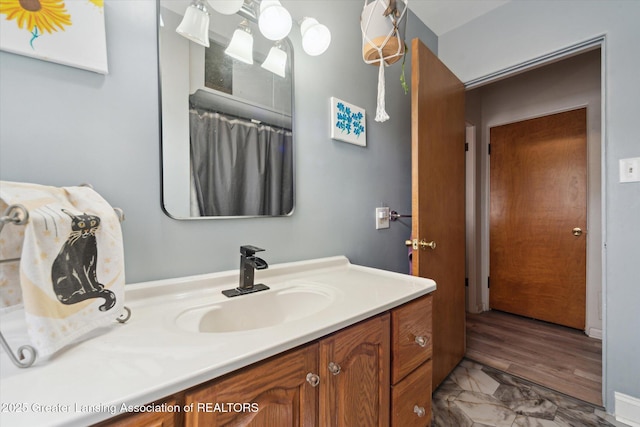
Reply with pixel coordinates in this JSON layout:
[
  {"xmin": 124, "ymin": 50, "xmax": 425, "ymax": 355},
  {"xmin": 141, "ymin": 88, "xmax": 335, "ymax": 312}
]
[
  {"xmin": 415, "ymin": 335, "xmax": 428, "ymax": 347},
  {"xmin": 414, "ymin": 405, "xmax": 426, "ymax": 418},
  {"xmin": 328, "ymin": 362, "xmax": 342, "ymax": 375},
  {"xmin": 306, "ymin": 373, "xmax": 320, "ymax": 387}
]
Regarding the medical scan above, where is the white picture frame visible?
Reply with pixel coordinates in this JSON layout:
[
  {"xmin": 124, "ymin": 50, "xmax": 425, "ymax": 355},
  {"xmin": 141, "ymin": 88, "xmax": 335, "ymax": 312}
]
[
  {"xmin": 0, "ymin": 0, "xmax": 108, "ymax": 74},
  {"xmin": 330, "ymin": 97, "xmax": 366, "ymax": 147}
]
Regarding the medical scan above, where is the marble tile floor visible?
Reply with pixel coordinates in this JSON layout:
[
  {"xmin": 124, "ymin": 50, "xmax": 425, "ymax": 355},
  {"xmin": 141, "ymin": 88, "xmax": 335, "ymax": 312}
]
[{"xmin": 433, "ymin": 359, "xmax": 625, "ymax": 427}]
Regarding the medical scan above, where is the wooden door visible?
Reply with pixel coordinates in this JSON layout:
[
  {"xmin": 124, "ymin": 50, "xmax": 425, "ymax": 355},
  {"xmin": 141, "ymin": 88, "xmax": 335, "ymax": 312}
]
[
  {"xmin": 320, "ymin": 314, "xmax": 390, "ymax": 427},
  {"xmin": 489, "ymin": 108, "xmax": 587, "ymax": 329},
  {"xmin": 411, "ymin": 39, "xmax": 466, "ymax": 388},
  {"xmin": 185, "ymin": 343, "xmax": 318, "ymax": 426}
]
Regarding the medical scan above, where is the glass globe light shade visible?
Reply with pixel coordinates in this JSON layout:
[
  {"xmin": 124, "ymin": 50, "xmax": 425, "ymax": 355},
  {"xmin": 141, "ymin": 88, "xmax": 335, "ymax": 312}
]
[
  {"xmin": 207, "ymin": 0, "xmax": 244, "ymax": 15},
  {"xmin": 301, "ymin": 17, "xmax": 331, "ymax": 56},
  {"xmin": 258, "ymin": 0, "xmax": 292, "ymax": 41}
]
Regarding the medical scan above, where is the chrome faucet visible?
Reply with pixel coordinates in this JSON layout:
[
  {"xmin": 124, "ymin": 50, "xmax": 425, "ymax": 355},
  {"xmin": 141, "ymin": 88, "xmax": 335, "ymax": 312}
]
[{"xmin": 222, "ymin": 245, "xmax": 269, "ymax": 297}]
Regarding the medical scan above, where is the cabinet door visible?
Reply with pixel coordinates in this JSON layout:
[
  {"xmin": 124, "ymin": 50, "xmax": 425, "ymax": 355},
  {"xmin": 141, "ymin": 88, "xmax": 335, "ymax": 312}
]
[
  {"xmin": 98, "ymin": 398, "xmax": 180, "ymax": 427},
  {"xmin": 391, "ymin": 360, "xmax": 432, "ymax": 427},
  {"xmin": 320, "ymin": 314, "xmax": 390, "ymax": 427},
  {"xmin": 185, "ymin": 343, "xmax": 318, "ymax": 426}
]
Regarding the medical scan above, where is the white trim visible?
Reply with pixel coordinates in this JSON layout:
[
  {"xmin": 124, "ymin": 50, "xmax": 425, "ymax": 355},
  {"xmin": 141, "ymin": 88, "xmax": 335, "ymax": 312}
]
[
  {"xmin": 588, "ymin": 327, "xmax": 603, "ymax": 340},
  {"xmin": 599, "ymin": 36, "xmax": 608, "ymax": 409},
  {"xmin": 465, "ymin": 124, "xmax": 479, "ymax": 313},
  {"xmin": 615, "ymin": 392, "xmax": 640, "ymax": 427},
  {"xmin": 464, "ymin": 35, "xmax": 605, "ymax": 90}
]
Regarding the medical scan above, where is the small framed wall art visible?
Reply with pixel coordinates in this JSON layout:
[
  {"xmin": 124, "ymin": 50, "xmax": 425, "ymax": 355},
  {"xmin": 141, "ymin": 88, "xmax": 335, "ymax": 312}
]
[
  {"xmin": 0, "ymin": 0, "xmax": 108, "ymax": 74},
  {"xmin": 330, "ymin": 97, "xmax": 366, "ymax": 147}
]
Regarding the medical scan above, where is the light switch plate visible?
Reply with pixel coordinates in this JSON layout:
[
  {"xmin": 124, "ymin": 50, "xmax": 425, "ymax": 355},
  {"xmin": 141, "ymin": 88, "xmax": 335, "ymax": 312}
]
[
  {"xmin": 619, "ymin": 157, "xmax": 640, "ymax": 183},
  {"xmin": 375, "ymin": 207, "xmax": 390, "ymax": 230}
]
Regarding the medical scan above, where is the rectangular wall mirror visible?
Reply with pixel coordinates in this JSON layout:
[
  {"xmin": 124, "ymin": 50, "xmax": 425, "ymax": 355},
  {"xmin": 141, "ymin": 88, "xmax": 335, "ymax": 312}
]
[{"xmin": 158, "ymin": 0, "xmax": 295, "ymax": 219}]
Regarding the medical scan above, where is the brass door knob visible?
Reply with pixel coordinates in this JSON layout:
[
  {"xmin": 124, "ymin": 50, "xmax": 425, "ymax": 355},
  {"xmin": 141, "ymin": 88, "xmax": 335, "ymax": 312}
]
[
  {"xmin": 421, "ymin": 240, "xmax": 436, "ymax": 250},
  {"xmin": 572, "ymin": 227, "xmax": 583, "ymax": 236},
  {"xmin": 405, "ymin": 239, "xmax": 436, "ymax": 250}
]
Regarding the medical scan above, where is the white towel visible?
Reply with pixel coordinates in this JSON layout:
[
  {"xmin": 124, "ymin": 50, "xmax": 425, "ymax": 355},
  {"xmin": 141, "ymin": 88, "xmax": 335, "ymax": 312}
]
[{"xmin": 0, "ymin": 181, "xmax": 125, "ymax": 358}]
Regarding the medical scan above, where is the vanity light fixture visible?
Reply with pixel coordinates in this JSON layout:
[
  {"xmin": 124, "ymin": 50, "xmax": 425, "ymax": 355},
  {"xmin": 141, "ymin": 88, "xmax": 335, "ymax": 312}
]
[
  {"xmin": 258, "ymin": 0, "xmax": 292, "ymax": 41},
  {"xmin": 175, "ymin": 0, "xmax": 331, "ymax": 58},
  {"xmin": 176, "ymin": 0, "xmax": 210, "ymax": 47},
  {"xmin": 225, "ymin": 19, "xmax": 254, "ymax": 64},
  {"xmin": 261, "ymin": 43, "xmax": 287, "ymax": 78},
  {"xmin": 300, "ymin": 17, "xmax": 331, "ymax": 56}
]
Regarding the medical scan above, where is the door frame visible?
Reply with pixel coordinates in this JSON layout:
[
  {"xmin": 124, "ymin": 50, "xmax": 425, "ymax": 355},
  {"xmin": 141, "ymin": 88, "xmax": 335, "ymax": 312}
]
[
  {"xmin": 464, "ymin": 36, "xmax": 606, "ymax": 328},
  {"xmin": 465, "ymin": 123, "xmax": 480, "ymax": 314}
]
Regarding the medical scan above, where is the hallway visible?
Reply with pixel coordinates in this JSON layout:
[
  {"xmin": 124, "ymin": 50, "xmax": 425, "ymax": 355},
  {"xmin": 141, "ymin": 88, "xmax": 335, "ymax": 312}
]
[{"xmin": 465, "ymin": 310, "xmax": 602, "ymax": 406}]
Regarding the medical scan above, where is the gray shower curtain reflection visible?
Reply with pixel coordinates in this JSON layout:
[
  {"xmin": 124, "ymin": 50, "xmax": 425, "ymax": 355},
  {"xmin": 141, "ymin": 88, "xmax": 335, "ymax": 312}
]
[{"xmin": 190, "ymin": 109, "xmax": 293, "ymax": 216}]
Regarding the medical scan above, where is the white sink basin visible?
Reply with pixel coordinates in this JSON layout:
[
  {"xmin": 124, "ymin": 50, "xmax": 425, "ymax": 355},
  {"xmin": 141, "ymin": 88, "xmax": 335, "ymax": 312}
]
[{"xmin": 175, "ymin": 284, "xmax": 336, "ymax": 333}]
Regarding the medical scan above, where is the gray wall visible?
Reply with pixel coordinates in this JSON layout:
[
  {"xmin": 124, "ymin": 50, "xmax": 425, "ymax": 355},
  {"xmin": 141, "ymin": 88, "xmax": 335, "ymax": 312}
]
[
  {"xmin": 0, "ymin": 1, "xmax": 436, "ymax": 282},
  {"xmin": 439, "ymin": 0, "xmax": 640, "ymax": 413}
]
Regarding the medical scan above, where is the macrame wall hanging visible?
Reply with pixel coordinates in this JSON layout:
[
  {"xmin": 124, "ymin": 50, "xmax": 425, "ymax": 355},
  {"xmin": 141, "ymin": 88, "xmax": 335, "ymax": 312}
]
[{"xmin": 361, "ymin": 0, "xmax": 408, "ymax": 122}]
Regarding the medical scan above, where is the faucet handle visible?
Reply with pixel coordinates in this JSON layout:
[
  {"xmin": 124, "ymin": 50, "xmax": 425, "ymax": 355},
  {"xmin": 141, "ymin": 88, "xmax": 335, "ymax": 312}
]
[{"xmin": 240, "ymin": 245, "xmax": 265, "ymax": 257}]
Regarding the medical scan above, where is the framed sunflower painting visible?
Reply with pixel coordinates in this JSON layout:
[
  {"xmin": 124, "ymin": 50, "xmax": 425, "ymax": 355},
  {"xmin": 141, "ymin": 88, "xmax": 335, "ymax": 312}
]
[{"xmin": 0, "ymin": 0, "xmax": 108, "ymax": 74}]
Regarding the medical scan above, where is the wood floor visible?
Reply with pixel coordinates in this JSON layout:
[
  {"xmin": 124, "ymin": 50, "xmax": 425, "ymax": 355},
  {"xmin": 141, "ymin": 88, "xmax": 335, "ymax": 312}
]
[{"xmin": 466, "ymin": 310, "xmax": 603, "ymax": 406}]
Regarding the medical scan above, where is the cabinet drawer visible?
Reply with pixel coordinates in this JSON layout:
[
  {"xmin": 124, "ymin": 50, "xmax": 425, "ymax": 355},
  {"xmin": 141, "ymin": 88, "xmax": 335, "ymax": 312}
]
[
  {"xmin": 391, "ymin": 294, "xmax": 432, "ymax": 384},
  {"xmin": 391, "ymin": 360, "xmax": 432, "ymax": 427}
]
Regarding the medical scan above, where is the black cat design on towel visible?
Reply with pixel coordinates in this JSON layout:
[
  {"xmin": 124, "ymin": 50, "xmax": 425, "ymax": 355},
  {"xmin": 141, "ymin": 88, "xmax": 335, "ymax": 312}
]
[{"xmin": 51, "ymin": 209, "xmax": 116, "ymax": 312}]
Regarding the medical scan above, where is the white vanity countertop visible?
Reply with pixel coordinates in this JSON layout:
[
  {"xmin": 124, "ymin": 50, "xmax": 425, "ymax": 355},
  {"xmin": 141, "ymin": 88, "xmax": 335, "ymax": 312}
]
[{"xmin": 0, "ymin": 256, "xmax": 436, "ymax": 427}]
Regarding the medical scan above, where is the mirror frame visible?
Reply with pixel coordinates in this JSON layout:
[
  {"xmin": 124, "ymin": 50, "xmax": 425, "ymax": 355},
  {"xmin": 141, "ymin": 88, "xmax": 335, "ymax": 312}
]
[{"xmin": 157, "ymin": 0, "xmax": 295, "ymax": 220}]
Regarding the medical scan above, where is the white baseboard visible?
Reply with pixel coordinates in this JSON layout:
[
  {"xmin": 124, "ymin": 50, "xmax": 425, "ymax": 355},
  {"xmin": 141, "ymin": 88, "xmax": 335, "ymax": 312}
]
[
  {"xmin": 469, "ymin": 304, "xmax": 484, "ymax": 314},
  {"xmin": 616, "ymin": 392, "xmax": 640, "ymax": 427},
  {"xmin": 587, "ymin": 327, "xmax": 603, "ymax": 340}
]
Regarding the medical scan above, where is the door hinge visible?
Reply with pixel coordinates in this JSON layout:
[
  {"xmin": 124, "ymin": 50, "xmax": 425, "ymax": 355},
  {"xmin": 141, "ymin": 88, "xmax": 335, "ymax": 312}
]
[
  {"xmin": 488, "ymin": 144, "xmax": 491, "ymax": 155},
  {"xmin": 465, "ymin": 277, "xmax": 469, "ymax": 287},
  {"xmin": 487, "ymin": 276, "xmax": 490, "ymax": 288},
  {"xmin": 465, "ymin": 142, "xmax": 469, "ymax": 152}
]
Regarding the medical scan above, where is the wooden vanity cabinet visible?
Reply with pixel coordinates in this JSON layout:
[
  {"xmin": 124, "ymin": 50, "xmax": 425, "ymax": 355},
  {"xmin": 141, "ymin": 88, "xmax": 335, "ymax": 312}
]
[
  {"xmin": 390, "ymin": 294, "xmax": 433, "ymax": 426},
  {"xmin": 186, "ymin": 314, "xmax": 391, "ymax": 427},
  {"xmin": 185, "ymin": 343, "xmax": 318, "ymax": 426},
  {"xmin": 97, "ymin": 295, "xmax": 432, "ymax": 427}
]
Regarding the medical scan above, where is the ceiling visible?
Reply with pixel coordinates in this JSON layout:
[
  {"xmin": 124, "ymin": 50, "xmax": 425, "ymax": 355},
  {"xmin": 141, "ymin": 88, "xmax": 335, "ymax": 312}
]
[{"xmin": 408, "ymin": 0, "xmax": 511, "ymax": 36}]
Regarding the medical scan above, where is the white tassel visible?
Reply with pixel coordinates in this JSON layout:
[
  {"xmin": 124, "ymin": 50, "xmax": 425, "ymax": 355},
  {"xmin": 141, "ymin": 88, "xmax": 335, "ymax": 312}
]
[{"xmin": 375, "ymin": 60, "xmax": 390, "ymax": 122}]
